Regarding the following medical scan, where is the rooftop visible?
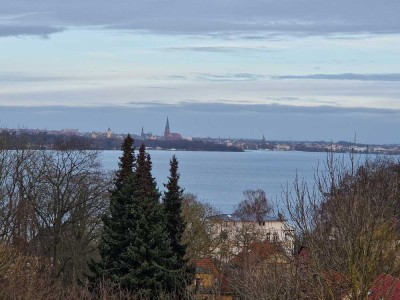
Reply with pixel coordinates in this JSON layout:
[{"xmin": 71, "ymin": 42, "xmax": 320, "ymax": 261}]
[
  {"xmin": 212, "ymin": 213, "xmax": 284, "ymax": 222},
  {"xmin": 368, "ymin": 274, "xmax": 400, "ymax": 300}
]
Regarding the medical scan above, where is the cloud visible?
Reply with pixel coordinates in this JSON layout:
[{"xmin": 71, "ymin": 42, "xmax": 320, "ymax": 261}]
[
  {"xmin": 2, "ymin": 73, "xmax": 399, "ymax": 109},
  {"xmin": 274, "ymin": 73, "xmax": 400, "ymax": 82},
  {"xmin": 195, "ymin": 73, "xmax": 266, "ymax": 82},
  {"xmin": 0, "ymin": 72, "xmax": 73, "ymax": 82},
  {"xmin": 162, "ymin": 46, "xmax": 276, "ymax": 53},
  {"xmin": 1, "ymin": 0, "xmax": 400, "ymax": 37},
  {"xmin": 162, "ymin": 102, "xmax": 400, "ymax": 116},
  {"xmin": 159, "ymin": 73, "xmax": 266, "ymax": 82},
  {"xmin": 0, "ymin": 24, "xmax": 64, "ymax": 37}
]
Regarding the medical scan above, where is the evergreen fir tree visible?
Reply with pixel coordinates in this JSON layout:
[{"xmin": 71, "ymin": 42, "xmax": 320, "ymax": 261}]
[
  {"xmin": 92, "ymin": 142, "xmax": 182, "ymax": 297},
  {"xmin": 119, "ymin": 144, "xmax": 180, "ymax": 295},
  {"xmin": 163, "ymin": 155, "xmax": 195, "ymax": 293},
  {"xmin": 89, "ymin": 134, "xmax": 136, "ymax": 284},
  {"xmin": 114, "ymin": 134, "xmax": 135, "ymax": 188}
]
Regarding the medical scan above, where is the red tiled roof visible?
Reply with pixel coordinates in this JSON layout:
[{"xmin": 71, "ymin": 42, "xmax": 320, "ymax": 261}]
[
  {"xmin": 195, "ymin": 257, "xmax": 232, "ymax": 294},
  {"xmin": 195, "ymin": 257, "xmax": 221, "ymax": 276},
  {"xmin": 231, "ymin": 241, "xmax": 280, "ymax": 267},
  {"xmin": 368, "ymin": 274, "xmax": 400, "ymax": 300}
]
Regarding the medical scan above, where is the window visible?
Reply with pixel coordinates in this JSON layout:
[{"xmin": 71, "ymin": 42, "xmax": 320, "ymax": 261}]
[
  {"xmin": 273, "ymin": 233, "xmax": 279, "ymax": 242},
  {"xmin": 262, "ymin": 222, "xmax": 265, "ymax": 226},
  {"xmin": 266, "ymin": 232, "xmax": 271, "ymax": 242},
  {"xmin": 285, "ymin": 233, "xmax": 291, "ymax": 241},
  {"xmin": 195, "ymin": 278, "xmax": 202, "ymax": 289}
]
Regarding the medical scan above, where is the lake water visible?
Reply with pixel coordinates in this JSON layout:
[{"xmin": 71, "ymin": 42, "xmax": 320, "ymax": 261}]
[{"xmin": 101, "ymin": 150, "xmax": 332, "ymax": 213}]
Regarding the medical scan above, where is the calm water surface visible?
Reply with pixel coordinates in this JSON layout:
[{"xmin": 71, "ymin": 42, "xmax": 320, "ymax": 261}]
[{"xmin": 101, "ymin": 150, "xmax": 331, "ymax": 213}]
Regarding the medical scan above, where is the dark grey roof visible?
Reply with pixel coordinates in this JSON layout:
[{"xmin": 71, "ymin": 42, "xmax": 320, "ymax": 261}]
[{"xmin": 212, "ymin": 213, "xmax": 283, "ymax": 222}]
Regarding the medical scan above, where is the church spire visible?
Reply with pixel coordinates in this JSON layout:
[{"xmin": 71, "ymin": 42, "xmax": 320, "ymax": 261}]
[
  {"xmin": 164, "ymin": 117, "xmax": 170, "ymax": 138},
  {"xmin": 141, "ymin": 126, "xmax": 145, "ymax": 138}
]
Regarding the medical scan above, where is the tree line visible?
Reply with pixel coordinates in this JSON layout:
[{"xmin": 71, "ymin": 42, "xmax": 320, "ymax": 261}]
[{"xmin": 0, "ymin": 130, "xmax": 243, "ymax": 152}]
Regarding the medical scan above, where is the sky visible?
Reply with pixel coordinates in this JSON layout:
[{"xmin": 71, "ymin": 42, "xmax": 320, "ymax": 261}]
[{"xmin": 0, "ymin": 0, "xmax": 400, "ymax": 144}]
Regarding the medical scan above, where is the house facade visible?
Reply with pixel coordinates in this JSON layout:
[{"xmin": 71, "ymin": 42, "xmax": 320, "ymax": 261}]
[{"xmin": 211, "ymin": 213, "xmax": 294, "ymax": 256}]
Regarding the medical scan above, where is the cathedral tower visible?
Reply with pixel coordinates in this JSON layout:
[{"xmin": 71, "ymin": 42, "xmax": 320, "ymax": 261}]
[{"xmin": 164, "ymin": 117, "xmax": 170, "ymax": 138}]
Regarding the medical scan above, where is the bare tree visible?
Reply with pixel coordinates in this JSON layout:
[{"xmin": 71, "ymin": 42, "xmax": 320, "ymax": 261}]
[
  {"xmin": 285, "ymin": 153, "xmax": 400, "ymax": 299},
  {"xmin": 0, "ymin": 148, "xmax": 40, "ymax": 248},
  {"xmin": 0, "ymin": 146, "xmax": 110, "ymax": 283},
  {"xmin": 235, "ymin": 189, "xmax": 273, "ymax": 222},
  {"xmin": 29, "ymin": 149, "xmax": 110, "ymax": 281},
  {"xmin": 228, "ymin": 262, "xmax": 298, "ymax": 300},
  {"xmin": 225, "ymin": 155, "xmax": 400, "ymax": 300},
  {"xmin": 219, "ymin": 189, "xmax": 275, "ymax": 259}
]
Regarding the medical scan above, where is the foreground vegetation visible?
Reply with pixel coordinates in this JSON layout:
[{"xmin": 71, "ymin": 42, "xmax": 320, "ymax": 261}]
[{"xmin": 0, "ymin": 132, "xmax": 398, "ymax": 299}]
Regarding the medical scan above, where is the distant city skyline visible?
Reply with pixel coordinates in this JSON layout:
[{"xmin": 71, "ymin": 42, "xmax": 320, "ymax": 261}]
[
  {"xmin": 0, "ymin": 1, "xmax": 399, "ymax": 144},
  {"xmin": 0, "ymin": 104, "xmax": 399, "ymax": 144}
]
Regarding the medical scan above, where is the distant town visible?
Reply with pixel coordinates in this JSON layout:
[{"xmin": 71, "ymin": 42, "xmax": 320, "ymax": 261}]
[{"xmin": 1, "ymin": 117, "xmax": 400, "ymax": 154}]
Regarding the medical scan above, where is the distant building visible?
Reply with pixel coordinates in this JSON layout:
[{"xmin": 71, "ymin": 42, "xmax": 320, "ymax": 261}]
[
  {"xmin": 211, "ymin": 213, "xmax": 294, "ymax": 256},
  {"xmin": 106, "ymin": 127, "xmax": 112, "ymax": 139},
  {"xmin": 275, "ymin": 144, "xmax": 291, "ymax": 151},
  {"xmin": 61, "ymin": 129, "xmax": 79, "ymax": 135},
  {"xmin": 260, "ymin": 134, "xmax": 267, "ymax": 149},
  {"xmin": 164, "ymin": 118, "xmax": 170, "ymax": 138},
  {"xmin": 231, "ymin": 240, "xmax": 290, "ymax": 270},
  {"xmin": 192, "ymin": 257, "xmax": 232, "ymax": 300},
  {"xmin": 140, "ymin": 126, "xmax": 154, "ymax": 139},
  {"xmin": 163, "ymin": 117, "xmax": 182, "ymax": 140}
]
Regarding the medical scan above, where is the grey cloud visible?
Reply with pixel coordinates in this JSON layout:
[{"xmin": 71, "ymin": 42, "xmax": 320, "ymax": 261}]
[
  {"xmin": 264, "ymin": 96, "xmax": 339, "ymax": 106},
  {"xmin": 160, "ymin": 73, "xmax": 266, "ymax": 82},
  {"xmin": 162, "ymin": 46, "xmax": 276, "ymax": 53},
  {"xmin": 195, "ymin": 73, "xmax": 266, "ymax": 82},
  {"xmin": 1, "ymin": 0, "xmax": 400, "ymax": 37},
  {"xmin": 0, "ymin": 24, "xmax": 64, "ymax": 37},
  {"xmin": 0, "ymin": 72, "xmax": 73, "ymax": 82},
  {"xmin": 4, "ymin": 102, "xmax": 400, "ymax": 116},
  {"xmin": 265, "ymin": 97, "xmax": 301, "ymax": 102},
  {"xmin": 125, "ymin": 101, "xmax": 175, "ymax": 107},
  {"xmin": 115, "ymin": 101, "xmax": 400, "ymax": 116},
  {"xmin": 164, "ymin": 102, "xmax": 400, "ymax": 116},
  {"xmin": 275, "ymin": 73, "xmax": 400, "ymax": 82},
  {"xmin": 145, "ymin": 86, "xmax": 176, "ymax": 90}
]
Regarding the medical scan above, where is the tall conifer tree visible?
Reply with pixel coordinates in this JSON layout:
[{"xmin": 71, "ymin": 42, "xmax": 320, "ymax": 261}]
[
  {"xmin": 120, "ymin": 144, "xmax": 179, "ymax": 295},
  {"xmin": 92, "ymin": 142, "xmax": 182, "ymax": 297},
  {"xmin": 163, "ymin": 156, "xmax": 194, "ymax": 293},
  {"xmin": 90, "ymin": 134, "xmax": 136, "ymax": 284},
  {"xmin": 114, "ymin": 134, "xmax": 135, "ymax": 188}
]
